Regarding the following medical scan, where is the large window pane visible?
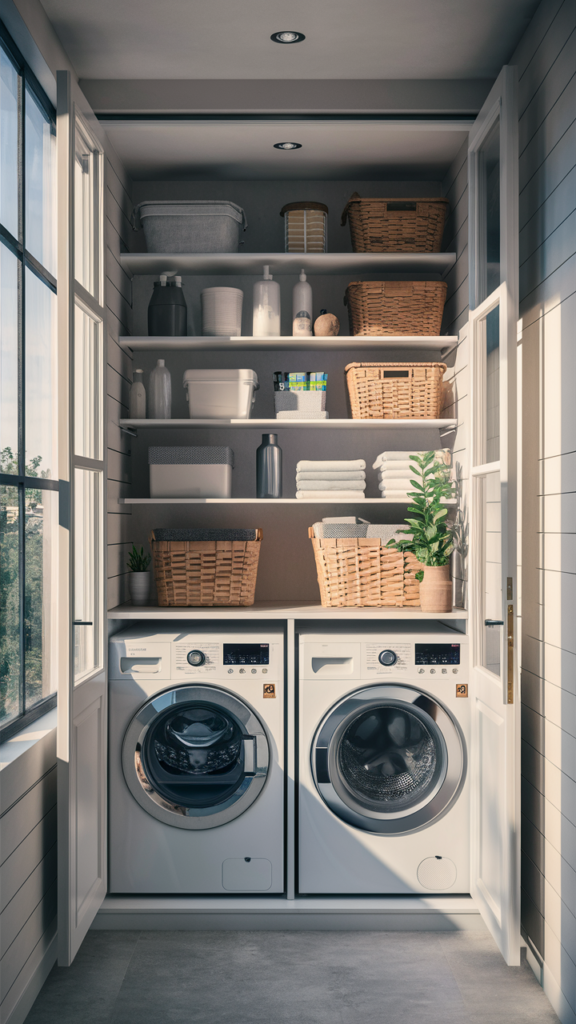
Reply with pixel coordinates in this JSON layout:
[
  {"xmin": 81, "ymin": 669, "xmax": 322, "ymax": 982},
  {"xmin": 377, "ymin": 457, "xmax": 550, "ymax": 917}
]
[
  {"xmin": 1, "ymin": 243, "xmax": 19, "ymax": 470},
  {"xmin": 478, "ymin": 118, "xmax": 500, "ymax": 304},
  {"xmin": 0, "ymin": 485, "xmax": 20, "ymax": 726},
  {"xmin": 25, "ymin": 86, "xmax": 56, "ymax": 276},
  {"xmin": 0, "ymin": 47, "xmax": 18, "ymax": 240},
  {"xmin": 74, "ymin": 468, "xmax": 102, "ymax": 683},
  {"xmin": 75, "ymin": 304, "xmax": 102, "ymax": 460},
  {"xmin": 25, "ymin": 268, "xmax": 57, "ymax": 478},
  {"xmin": 74, "ymin": 123, "xmax": 94, "ymax": 293},
  {"xmin": 24, "ymin": 487, "xmax": 57, "ymax": 708},
  {"xmin": 480, "ymin": 470, "xmax": 502, "ymax": 677},
  {"xmin": 475, "ymin": 303, "xmax": 500, "ymax": 466}
]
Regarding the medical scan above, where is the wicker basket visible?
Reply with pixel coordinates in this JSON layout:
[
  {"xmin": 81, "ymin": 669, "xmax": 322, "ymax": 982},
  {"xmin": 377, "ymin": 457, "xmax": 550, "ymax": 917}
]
[
  {"xmin": 344, "ymin": 280, "xmax": 447, "ymax": 337},
  {"xmin": 345, "ymin": 362, "xmax": 446, "ymax": 420},
  {"xmin": 341, "ymin": 194, "xmax": 449, "ymax": 253},
  {"xmin": 150, "ymin": 530, "xmax": 262, "ymax": 606},
  {"xmin": 308, "ymin": 529, "xmax": 423, "ymax": 608}
]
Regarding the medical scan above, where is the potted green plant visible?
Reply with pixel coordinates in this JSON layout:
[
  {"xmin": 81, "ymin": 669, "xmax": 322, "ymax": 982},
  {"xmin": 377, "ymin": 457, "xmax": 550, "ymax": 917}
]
[
  {"xmin": 127, "ymin": 545, "xmax": 152, "ymax": 606},
  {"xmin": 387, "ymin": 451, "xmax": 455, "ymax": 613}
]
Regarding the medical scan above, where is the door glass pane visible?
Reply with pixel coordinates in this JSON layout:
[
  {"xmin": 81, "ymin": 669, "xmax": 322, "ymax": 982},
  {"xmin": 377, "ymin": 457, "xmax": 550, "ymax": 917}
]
[
  {"xmin": 25, "ymin": 268, "xmax": 57, "ymax": 478},
  {"xmin": 74, "ymin": 123, "xmax": 94, "ymax": 294},
  {"xmin": 476, "ymin": 304, "xmax": 500, "ymax": 465},
  {"xmin": 1, "ymin": 243, "xmax": 19, "ymax": 469},
  {"xmin": 25, "ymin": 86, "xmax": 56, "ymax": 276},
  {"xmin": 74, "ymin": 468, "xmax": 101, "ymax": 682},
  {"xmin": 480, "ymin": 470, "xmax": 502, "ymax": 677},
  {"xmin": 24, "ymin": 486, "xmax": 57, "ymax": 708},
  {"xmin": 0, "ymin": 46, "xmax": 19, "ymax": 240},
  {"xmin": 478, "ymin": 117, "xmax": 500, "ymax": 304},
  {"xmin": 74, "ymin": 304, "xmax": 102, "ymax": 459},
  {"xmin": 0, "ymin": 484, "xmax": 20, "ymax": 726}
]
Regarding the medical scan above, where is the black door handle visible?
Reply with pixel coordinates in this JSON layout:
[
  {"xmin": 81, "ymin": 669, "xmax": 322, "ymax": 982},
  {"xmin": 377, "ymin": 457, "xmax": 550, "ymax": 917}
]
[
  {"xmin": 484, "ymin": 619, "xmax": 504, "ymax": 626},
  {"xmin": 73, "ymin": 620, "xmax": 93, "ymax": 626}
]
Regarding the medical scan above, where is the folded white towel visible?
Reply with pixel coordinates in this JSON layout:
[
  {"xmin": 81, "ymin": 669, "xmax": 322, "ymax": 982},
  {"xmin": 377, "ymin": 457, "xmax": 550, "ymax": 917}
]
[
  {"xmin": 377, "ymin": 470, "xmax": 416, "ymax": 481},
  {"xmin": 378, "ymin": 490, "xmax": 414, "ymax": 499},
  {"xmin": 297, "ymin": 479, "xmax": 366, "ymax": 491},
  {"xmin": 296, "ymin": 470, "xmax": 366, "ymax": 481},
  {"xmin": 296, "ymin": 491, "xmax": 366, "ymax": 500},
  {"xmin": 372, "ymin": 449, "xmax": 451, "ymax": 470},
  {"xmin": 374, "ymin": 461, "xmax": 414, "ymax": 472},
  {"xmin": 297, "ymin": 459, "xmax": 366, "ymax": 472}
]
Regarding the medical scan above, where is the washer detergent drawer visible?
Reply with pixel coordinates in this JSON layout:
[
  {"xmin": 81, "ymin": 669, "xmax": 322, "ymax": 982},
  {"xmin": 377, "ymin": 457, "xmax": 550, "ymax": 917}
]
[
  {"xmin": 301, "ymin": 643, "xmax": 361, "ymax": 680},
  {"xmin": 109, "ymin": 642, "xmax": 172, "ymax": 681}
]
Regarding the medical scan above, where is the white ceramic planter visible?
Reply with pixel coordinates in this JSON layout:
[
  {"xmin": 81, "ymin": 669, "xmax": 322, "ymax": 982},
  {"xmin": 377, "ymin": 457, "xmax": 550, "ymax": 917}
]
[{"xmin": 129, "ymin": 571, "xmax": 151, "ymax": 606}]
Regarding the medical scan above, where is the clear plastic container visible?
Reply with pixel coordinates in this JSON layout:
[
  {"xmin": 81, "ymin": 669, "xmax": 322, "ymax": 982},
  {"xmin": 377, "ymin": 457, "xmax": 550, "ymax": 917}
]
[
  {"xmin": 183, "ymin": 368, "xmax": 259, "ymax": 419},
  {"xmin": 149, "ymin": 359, "xmax": 172, "ymax": 419}
]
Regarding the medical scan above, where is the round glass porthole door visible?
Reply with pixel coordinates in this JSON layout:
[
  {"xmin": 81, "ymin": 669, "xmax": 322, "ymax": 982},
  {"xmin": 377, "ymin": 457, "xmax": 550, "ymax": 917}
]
[
  {"xmin": 122, "ymin": 685, "xmax": 269, "ymax": 830},
  {"xmin": 312, "ymin": 685, "xmax": 465, "ymax": 835}
]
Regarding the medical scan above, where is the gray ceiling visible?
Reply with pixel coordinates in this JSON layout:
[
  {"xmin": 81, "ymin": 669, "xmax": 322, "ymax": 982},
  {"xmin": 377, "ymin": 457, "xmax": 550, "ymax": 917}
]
[{"xmin": 41, "ymin": 0, "xmax": 538, "ymax": 81}]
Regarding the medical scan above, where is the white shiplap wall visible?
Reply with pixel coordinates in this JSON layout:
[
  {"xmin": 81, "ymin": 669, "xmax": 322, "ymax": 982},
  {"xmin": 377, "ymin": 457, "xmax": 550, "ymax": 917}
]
[{"xmin": 511, "ymin": 0, "xmax": 576, "ymax": 1021}]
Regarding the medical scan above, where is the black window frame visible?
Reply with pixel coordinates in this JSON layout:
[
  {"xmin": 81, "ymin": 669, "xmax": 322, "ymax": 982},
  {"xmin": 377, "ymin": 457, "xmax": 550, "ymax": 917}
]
[{"xmin": 0, "ymin": 21, "xmax": 58, "ymax": 743}]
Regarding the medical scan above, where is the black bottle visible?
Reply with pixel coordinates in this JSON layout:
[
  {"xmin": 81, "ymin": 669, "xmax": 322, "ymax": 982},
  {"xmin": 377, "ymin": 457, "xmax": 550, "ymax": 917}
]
[
  {"xmin": 148, "ymin": 275, "xmax": 187, "ymax": 336},
  {"xmin": 256, "ymin": 433, "xmax": 282, "ymax": 498}
]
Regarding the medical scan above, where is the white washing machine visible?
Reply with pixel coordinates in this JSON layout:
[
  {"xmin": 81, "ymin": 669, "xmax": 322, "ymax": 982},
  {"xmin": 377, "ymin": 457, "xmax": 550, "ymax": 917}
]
[
  {"xmin": 298, "ymin": 625, "xmax": 470, "ymax": 895},
  {"xmin": 109, "ymin": 624, "xmax": 284, "ymax": 894}
]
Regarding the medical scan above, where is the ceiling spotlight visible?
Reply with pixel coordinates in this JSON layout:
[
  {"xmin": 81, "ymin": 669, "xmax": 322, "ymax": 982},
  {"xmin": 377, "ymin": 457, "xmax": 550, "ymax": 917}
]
[
  {"xmin": 274, "ymin": 142, "xmax": 302, "ymax": 150},
  {"xmin": 271, "ymin": 31, "xmax": 305, "ymax": 44}
]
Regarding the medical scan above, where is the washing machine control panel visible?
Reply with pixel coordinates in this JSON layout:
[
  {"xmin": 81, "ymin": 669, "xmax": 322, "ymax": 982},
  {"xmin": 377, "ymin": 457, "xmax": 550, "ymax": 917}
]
[
  {"xmin": 172, "ymin": 638, "xmax": 277, "ymax": 678},
  {"xmin": 365, "ymin": 642, "xmax": 412, "ymax": 676},
  {"xmin": 174, "ymin": 642, "xmax": 220, "ymax": 676}
]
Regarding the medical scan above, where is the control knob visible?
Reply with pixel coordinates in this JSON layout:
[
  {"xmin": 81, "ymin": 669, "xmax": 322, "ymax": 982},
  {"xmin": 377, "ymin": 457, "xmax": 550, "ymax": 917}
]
[
  {"xmin": 378, "ymin": 649, "xmax": 397, "ymax": 667},
  {"xmin": 187, "ymin": 650, "xmax": 206, "ymax": 667}
]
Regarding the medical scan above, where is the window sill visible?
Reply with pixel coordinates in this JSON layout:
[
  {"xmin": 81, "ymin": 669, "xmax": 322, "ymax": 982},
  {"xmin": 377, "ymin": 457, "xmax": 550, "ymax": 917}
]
[{"xmin": 0, "ymin": 708, "xmax": 57, "ymax": 814}]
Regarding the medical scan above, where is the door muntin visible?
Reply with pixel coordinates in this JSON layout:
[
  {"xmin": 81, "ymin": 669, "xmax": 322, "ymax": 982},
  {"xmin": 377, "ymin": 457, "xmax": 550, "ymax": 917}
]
[
  {"xmin": 122, "ymin": 684, "xmax": 270, "ymax": 830},
  {"xmin": 312, "ymin": 685, "xmax": 465, "ymax": 835}
]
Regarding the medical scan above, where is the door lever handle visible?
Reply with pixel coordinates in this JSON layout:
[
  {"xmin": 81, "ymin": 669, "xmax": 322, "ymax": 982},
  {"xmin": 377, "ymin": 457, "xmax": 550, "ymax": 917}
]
[
  {"xmin": 484, "ymin": 619, "xmax": 504, "ymax": 626},
  {"xmin": 73, "ymin": 620, "xmax": 93, "ymax": 626}
]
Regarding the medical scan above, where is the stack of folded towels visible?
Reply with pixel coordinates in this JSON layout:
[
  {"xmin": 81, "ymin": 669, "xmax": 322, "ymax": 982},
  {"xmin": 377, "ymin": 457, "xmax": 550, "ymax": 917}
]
[
  {"xmin": 373, "ymin": 449, "xmax": 451, "ymax": 499},
  {"xmin": 296, "ymin": 459, "xmax": 366, "ymax": 500}
]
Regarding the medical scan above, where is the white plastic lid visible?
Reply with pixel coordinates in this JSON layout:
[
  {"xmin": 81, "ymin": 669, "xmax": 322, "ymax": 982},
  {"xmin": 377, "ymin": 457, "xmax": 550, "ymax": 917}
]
[{"xmin": 183, "ymin": 368, "xmax": 258, "ymax": 384}]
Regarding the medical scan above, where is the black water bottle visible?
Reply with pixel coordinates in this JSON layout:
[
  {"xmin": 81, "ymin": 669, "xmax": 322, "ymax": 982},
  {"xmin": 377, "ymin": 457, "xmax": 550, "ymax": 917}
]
[
  {"xmin": 148, "ymin": 275, "xmax": 187, "ymax": 336},
  {"xmin": 256, "ymin": 433, "xmax": 282, "ymax": 498}
]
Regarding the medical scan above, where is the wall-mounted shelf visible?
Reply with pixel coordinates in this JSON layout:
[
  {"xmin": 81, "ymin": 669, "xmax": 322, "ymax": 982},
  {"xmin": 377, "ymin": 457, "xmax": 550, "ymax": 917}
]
[
  {"xmin": 119, "ymin": 335, "xmax": 459, "ymax": 357},
  {"xmin": 119, "ymin": 417, "xmax": 457, "ymax": 431},
  {"xmin": 120, "ymin": 252, "xmax": 456, "ymax": 277},
  {"xmin": 108, "ymin": 601, "xmax": 468, "ymax": 621},
  {"xmin": 119, "ymin": 497, "xmax": 457, "ymax": 505}
]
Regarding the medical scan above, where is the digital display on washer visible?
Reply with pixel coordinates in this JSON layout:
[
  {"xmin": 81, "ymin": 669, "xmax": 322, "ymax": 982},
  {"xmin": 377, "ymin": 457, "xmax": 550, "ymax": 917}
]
[
  {"xmin": 415, "ymin": 643, "xmax": 460, "ymax": 665},
  {"xmin": 223, "ymin": 644, "xmax": 270, "ymax": 665}
]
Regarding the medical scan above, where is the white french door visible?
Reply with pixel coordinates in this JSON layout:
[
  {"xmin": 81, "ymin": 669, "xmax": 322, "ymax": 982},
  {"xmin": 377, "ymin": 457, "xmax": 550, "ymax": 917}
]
[
  {"xmin": 468, "ymin": 67, "xmax": 520, "ymax": 965},
  {"xmin": 56, "ymin": 70, "xmax": 107, "ymax": 965}
]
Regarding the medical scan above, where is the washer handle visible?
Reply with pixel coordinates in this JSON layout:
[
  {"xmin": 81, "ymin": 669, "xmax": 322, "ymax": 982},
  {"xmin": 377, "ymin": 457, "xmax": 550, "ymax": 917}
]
[{"xmin": 243, "ymin": 737, "xmax": 256, "ymax": 775}]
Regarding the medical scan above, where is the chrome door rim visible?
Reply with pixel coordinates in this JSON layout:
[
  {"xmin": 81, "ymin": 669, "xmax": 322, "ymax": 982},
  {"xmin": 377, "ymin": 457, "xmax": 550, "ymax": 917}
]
[
  {"xmin": 122, "ymin": 684, "xmax": 270, "ymax": 830},
  {"xmin": 312, "ymin": 684, "xmax": 465, "ymax": 835}
]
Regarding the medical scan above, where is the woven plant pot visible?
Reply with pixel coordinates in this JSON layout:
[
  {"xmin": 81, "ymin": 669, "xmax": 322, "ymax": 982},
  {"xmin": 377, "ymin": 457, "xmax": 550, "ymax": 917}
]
[{"xmin": 418, "ymin": 564, "xmax": 452, "ymax": 613}]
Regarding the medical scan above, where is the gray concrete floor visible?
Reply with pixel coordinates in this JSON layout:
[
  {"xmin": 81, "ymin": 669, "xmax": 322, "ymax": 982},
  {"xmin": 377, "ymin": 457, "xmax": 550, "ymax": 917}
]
[{"xmin": 27, "ymin": 928, "xmax": 559, "ymax": 1024}]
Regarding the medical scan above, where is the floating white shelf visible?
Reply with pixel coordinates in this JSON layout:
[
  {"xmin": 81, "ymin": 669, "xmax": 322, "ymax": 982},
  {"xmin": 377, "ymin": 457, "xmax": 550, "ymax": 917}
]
[
  {"xmin": 119, "ymin": 417, "xmax": 457, "ymax": 431},
  {"xmin": 120, "ymin": 252, "xmax": 456, "ymax": 277},
  {"xmin": 108, "ymin": 601, "xmax": 468, "ymax": 621},
  {"xmin": 119, "ymin": 497, "xmax": 457, "ymax": 505},
  {"xmin": 118, "ymin": 335, "xmax": 458, "ymax": 356}
]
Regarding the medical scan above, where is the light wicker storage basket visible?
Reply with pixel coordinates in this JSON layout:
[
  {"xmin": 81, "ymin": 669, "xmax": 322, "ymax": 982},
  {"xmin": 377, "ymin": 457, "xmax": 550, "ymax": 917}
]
[
  {"xmin": 344, "ymin": 280, "xmax": 447, "ymax": 336},
  {"xmin": 308, "ymin": 530, "xmax": 423, "ymax": 608},
  {"xmin": 150, "ymin": 529, "xmax": 262, "ymax": 607},
  {"xmin": 341, "ymin": 194, "xmax": 449, "ymax": 253},
  {"xmin": 345, "ymin": 361, "xmax": 446, "ymax": 420}
]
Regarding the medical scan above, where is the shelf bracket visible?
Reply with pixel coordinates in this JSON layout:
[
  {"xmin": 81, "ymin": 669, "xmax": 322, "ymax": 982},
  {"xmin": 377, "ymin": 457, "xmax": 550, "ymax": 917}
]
[
  {"xmin": 440, "ymin": 341, "xmax": 458, "ymax": 359},
  {"xmin": 120, "ymin": 425, "xmax": 138, "ymax": 438}
]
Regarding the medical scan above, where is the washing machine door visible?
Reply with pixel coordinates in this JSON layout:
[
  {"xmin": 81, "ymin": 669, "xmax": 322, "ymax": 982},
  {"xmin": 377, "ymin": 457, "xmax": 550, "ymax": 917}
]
[
  {"xmin": 312, "ymin": 684, "xmax": 465, "ymax": 835},
  {"xmin": 122, "ymin": 685, "xmax": 270, "ymax": 830}
]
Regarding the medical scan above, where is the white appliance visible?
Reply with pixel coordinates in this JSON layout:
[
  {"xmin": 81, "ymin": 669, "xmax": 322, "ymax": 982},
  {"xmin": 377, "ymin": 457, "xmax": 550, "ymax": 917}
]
[
  {"xmin": 109, "ymin": 625, "xmax": 284, "ymax": 894},
  {"xmin": 298, "ymin": 625, "xmax": 470, "ymax": 895}
]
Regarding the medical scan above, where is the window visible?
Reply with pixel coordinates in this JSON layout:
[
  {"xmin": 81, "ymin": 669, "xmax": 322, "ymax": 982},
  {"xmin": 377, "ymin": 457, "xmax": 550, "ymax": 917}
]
[{"xmin": 0, "ymin": 27, "xmax": 58, "ymax": 740}]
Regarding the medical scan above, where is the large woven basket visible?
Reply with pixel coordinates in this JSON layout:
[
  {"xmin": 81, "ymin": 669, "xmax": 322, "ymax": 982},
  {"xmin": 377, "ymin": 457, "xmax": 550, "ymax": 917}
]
[
  {"xmin": 345, "ymin": 280, "xmax": 447, "ymax": 336},
  {"xmin": 345, "ymin": 362, "xmax": 446, "ymax": 419},
  {"xmin": 150, "ymin": 530, "xmax": 262, "ymax": 606},
  {"xmin": 341, "ymin": 194, "xmax": 449, "ymax": 253},
  {"xmin": 309, "ymin": 530, "xmax": 423, "ymax": 608}
]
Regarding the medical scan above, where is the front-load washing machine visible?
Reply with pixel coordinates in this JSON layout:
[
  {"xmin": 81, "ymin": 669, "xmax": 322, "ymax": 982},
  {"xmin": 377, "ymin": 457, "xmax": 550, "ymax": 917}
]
[
  {"xmin": 298, "ymin": 625, "xmax": 469, "ymax": 895},
  {"xmin": 109, "ymin": 624, "xmax": 284, "ymax": 894}
]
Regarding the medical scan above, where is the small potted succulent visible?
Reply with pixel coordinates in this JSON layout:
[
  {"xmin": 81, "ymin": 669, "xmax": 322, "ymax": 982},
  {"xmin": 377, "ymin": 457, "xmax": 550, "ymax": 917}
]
[
  {"xmin": 127, "ymin": 545, "xmax": 152, "ymax": 606},
  {"xmin": 388, "ymin": 451, "xmax": 455, "ymax": 613}
]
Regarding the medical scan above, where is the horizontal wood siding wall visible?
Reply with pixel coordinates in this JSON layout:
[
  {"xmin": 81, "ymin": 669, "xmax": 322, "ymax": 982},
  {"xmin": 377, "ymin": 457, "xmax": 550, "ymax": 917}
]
[
  {"xmin": 513, "ymin": 1, "xmax": 576, "ymax": 1021},
  {"xmin": 442, "ymin": 138, "xmax": 469, "ymax": 338}
]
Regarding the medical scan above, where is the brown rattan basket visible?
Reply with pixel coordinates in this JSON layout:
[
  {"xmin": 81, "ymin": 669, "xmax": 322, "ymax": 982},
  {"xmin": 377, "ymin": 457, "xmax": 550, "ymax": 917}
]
[
  {"xmin": 341, "ymin": 194, "xmax": 449, "ymax": 253},
  {"xmin": 344, "ymin": 280, "xmax": 447, "ymax": 336},
  {"xmin": 308, "ymin": 530, "xmax": 423, "ymax": 608},
  {"xmin": 150, "ymin": 530, "xmax": 262, "ymax": 606},
  {"xmin": 345, "ymin": 362, "xmax": 446, "ymax": 420}
]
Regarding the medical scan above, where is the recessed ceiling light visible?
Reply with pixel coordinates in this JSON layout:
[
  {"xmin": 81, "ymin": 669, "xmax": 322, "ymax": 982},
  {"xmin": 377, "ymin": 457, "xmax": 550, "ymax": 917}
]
[
  {"xmin": 274, "ymin": 142, "xmax": 302, "ymax": 150},
  {"xmin": 271, "ymin": 31, "xmax": 305, "ymax": 44}
]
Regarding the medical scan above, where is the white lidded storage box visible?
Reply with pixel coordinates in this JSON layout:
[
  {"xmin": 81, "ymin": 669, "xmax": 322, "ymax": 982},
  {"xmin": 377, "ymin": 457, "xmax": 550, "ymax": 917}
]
[
  {"xmin": 149, "ymin": 446, "xmax": 234, "ymax": 498},
  {"xmin": 133, "ymin": 201, "xmax": 248, "ymax": 253},
  {"xmin": 183, "ymin": 368, "xmax": 259, "ymax": 419}
]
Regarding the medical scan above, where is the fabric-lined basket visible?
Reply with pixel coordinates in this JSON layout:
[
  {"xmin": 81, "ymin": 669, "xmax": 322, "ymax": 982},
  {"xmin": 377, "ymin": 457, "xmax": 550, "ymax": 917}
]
[
  {"xmin": 308, "ymin": 530, "xmax": 423, "ymax": 608},
  {"xmin": 345, "ymin": 362, "xmax": 446, "ymax": 420},
  {"xmin": 149, "ymin": 528, "xmax": 262, "ymax": 607},
  {"xmin": 344, "ymin": 280, "xmax": 447, "ymax": 336},
  {"xmin": 341, "ymin": 194, "xmax": 449, "ymax": 253}
]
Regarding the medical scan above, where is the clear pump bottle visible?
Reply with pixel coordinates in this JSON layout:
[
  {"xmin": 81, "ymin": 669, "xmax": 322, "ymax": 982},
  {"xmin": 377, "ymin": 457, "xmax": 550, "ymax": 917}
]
[
  {"xmin": 149, "ymin": 359, "xmax": 172, "ymax": 419},
  {"xmin": 253, "ymin": 265, "xmax": 281, "ymax": 337}
]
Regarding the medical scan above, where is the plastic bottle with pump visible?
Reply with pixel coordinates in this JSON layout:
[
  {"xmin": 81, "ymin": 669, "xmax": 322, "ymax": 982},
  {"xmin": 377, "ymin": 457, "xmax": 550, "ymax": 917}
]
[
  {"xmin": 253, "ymin": 265, "xmax": 281, "ymax": 337},
  {"xmin": 148, "ymin": 273, "xmax": 187, "ymax": 337},
  {"xmin": 292, "ymin": 269, "xmax": 313, "ymax": 337}
]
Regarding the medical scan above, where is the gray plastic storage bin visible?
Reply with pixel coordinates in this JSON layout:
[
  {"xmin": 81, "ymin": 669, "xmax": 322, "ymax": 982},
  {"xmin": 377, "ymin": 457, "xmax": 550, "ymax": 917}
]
[
  {"xmin": 133, "ymin": 201, "xmax": 248, "ymax": 253},
  {"xmin": 148, "ymin": 445, "xmax": 234, "ymax": 498}
]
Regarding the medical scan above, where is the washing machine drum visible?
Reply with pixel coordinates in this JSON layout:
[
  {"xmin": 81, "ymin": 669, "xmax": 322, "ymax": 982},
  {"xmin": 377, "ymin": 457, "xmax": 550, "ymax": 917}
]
[
  {"xmin": 313, "ymin": 685, "xmax": 465, "ymax": 835},
  {"xmin": 122, "ymin": 685, "xmax": 269, "ymax": 830}
]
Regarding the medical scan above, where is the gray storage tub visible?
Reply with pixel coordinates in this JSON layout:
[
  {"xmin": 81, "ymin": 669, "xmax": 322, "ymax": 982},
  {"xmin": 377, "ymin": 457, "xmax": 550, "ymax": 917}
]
[
  {"xmin": 148, "ymin": 445, "xmax": 234, "ymax": 498},
  {"xmin": 133, "ymin": 201, "xmax": 248, "ymax": 253}
]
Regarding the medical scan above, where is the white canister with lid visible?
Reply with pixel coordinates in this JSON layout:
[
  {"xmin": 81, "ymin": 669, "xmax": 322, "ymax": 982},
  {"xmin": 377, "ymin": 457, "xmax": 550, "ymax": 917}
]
[{"xmin": 183, "ymin": 368, "xmax": 259, "ymax": 419}]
